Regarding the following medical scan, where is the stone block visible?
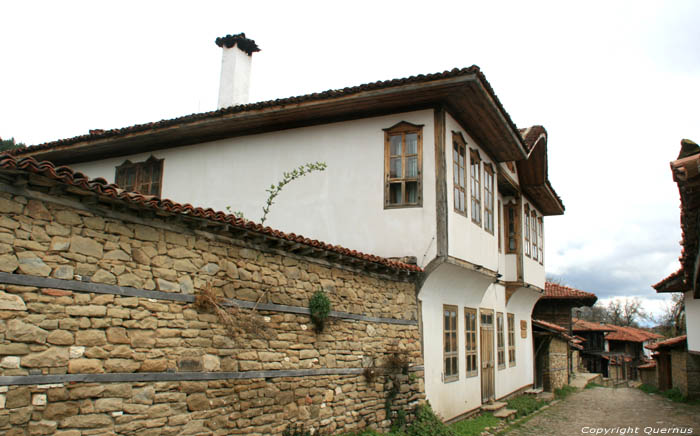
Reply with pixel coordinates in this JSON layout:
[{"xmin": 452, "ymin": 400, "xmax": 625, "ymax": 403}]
[
  {"xmin": 104, "ymin": 359, "xmax": 140, "ymax": 373},
  {"xmin": 75, "ymin": 330, "xmax": 107, "ymax": 346},
  {"xmin": 0, "ymin": 290, "xmax": 26, "ymax": 311},
  {"xmin": 69, "ymin": 235, "xmax": 102, "ymax": 258},
  {"xmin": 21, "ymin": 347, "xmax": 69, "ymax": 367},
  {"xmin": 0, "ymin": 253, "xmax": 19, "ymax": 273},
  {"xmin": 68, "ymin": 358, "xmax": 104, "ymax": 374},
  {"xmin": 17, "ymin": 252, "xmax": 51, "ymax": 276},
  {"xmin": 7, "ymin": 319, "xmax": 48, "ymax": 344},
  {"xmin": 47, "ymin": 330, "xmax": 74, "ymax": 345}
]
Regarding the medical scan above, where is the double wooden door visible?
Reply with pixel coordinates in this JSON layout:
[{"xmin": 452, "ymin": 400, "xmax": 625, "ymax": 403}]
[{"xmin": 480, "ymin": 309, "xmax": 495, "ymax": 403}]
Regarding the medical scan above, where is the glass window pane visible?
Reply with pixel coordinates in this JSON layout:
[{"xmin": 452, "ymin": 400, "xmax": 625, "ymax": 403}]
[
  {"xmin": 454, "ymin": 164, "xmax": 459, "ymax": 183},
  {"xmin": 406, "ymin": 181, "xmax": 418, "ymax": 203},
  {"xmin": 390, "ymin": 135, "xmax": 402, "ymax": 155},
  {"xmin": 459, "ymin": 167, "xmax": 465, "ymax": 187},
  {"xmin": 406, "ymin": 156, "xmax": 418, "ymax": 177},
  {"xmin": 389, "ymin": 183, "xmax": 402, "ymax": 204},
  {"xmin": 390, "ymin": 157, "xmax": 401, "ymax": 178},
  {"xmin": 406, "ymin": 133, "xmax": 417, "ymax": 154}
]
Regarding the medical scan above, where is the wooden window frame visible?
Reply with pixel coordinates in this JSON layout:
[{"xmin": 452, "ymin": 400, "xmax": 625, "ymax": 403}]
[
  {"xmin": 484, "ymin": 164, "xmax": 495, "ymax": 234},
  {"xmin": 465, "ymin": 307, "xmax": 478, "ymax": 377},
  {"xmin": 452, "ymin": 132, "xmax": 467, "ymax": 216},
  {"xmin": 524, "ymin": 204, "xmax": 531, "ymax": 257},
  {"xmin": 470, "ymin": 149, "xmax": 482, "ymax": 226},
  {"xmin": 531, "ymin": 210, "xmax": 538, "ymax": 261},
  {"xmin": 384, "ymin": 122, "xmax": 423, "ymax": 208},
  {"xmin": 506, "ymin": 201, "xmax": 519, "ymax": 254},
  {"xmin": 115, "ymin": 156, "xmax": 164, "ymax": 197},
  {"xmin": 497, "ymin": 312, "xmax": 506, "ymax": 369},
  {"xmin": 508, "ymin": 313, "xmax": 516, "ymax": 367},
  {"xmin": 538, "ymin": 218, "xmax": 544, "ymax": 265},
  {"xmin": 498, "ymin": 200, "xmax": 502, "ymax": 253},
  {"xmin": 443, "ymin": 305, "xmax": 459, "ymax": 382}
]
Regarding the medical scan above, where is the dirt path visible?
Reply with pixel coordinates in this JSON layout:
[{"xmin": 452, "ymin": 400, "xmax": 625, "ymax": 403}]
[{"xmin": 505, "ymin": 387, "xmax": 700, "ymax": 436}]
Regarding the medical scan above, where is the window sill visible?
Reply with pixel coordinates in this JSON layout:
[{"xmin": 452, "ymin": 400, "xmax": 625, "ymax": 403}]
[
  {"xmin": 384, "ymin": 204, "xmax": 423, "ymax": 210},
  {"xmin": 443, "ymin": 376, "xmax": 459, "ymax": 384}
]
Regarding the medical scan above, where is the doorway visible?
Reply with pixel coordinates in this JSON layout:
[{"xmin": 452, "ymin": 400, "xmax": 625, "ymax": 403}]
[{"xmin": 480, "ymin": 309, "xmax": 495, "ymax": 403}]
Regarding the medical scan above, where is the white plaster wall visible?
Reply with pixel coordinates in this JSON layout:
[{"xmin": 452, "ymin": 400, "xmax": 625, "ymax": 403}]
[
  {"xmin": 686, "ymin": 291, "xmax": 700, "ymax": 353},
  {"xmin": 444, "ymin": 113, "xmax": 499, "ymax": 271},
  {"xmin": 419, "ymin": 263, "xmax": 536, "ymax": 421},
  {"xmin": 71, "ymin": 110, "xmax": 438, "ymax": 265}
]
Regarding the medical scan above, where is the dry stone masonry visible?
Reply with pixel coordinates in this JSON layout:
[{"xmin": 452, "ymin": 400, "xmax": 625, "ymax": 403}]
[{"xmin": 0, "ymin": 190, "xmax": 425, "ymax": 435}]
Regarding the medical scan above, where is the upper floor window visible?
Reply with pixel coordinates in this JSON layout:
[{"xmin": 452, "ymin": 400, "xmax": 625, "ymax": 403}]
[
  {"xmin": 384, "ymin": 122, "xmax": 423, "ymax": 208},
  {"xmin": 524, "ymin": 204, "xmax": 531, "ymax": 257},
  {"xmin": 443, "ymin": 305, "xmax": 459, "ymax": 382},
  {"xmin": 498, "ymin": 200, "xmax": 503, "ymax": 253},
  {"xmin": 453, "ymin": 133, "xmax": 467, "ymax": 215},
  {"xmin": 538, "ymin": 218, "xmax": 544, "ymax": 264},
  {"xmin": 115, "ymin": 156, "xmax": 164, "ymax": 196},
  {"xmin": 506, "ymin": 202, "xmax": 518, "ymax": 253},
  {"xmin": 497, "ymin": 312, "xmax": 505, "ymax": 369},
  {"xmin": 508, "ymin": 313, "xmax": 516, "ymax": 366},
  {"xmin": 465, "ymin": 307, "xmax": 478, "ymax": 377},
  {"xmin": 484, "ymin": 164, "xmax": 494, "ymax": 234},
  {"xmin": 532, "ymin": 210, "xmax": 539, "ymax": 261},
  {"xmin": 470, "ymin": 149, "xmax": 481, "ymax": 225}
]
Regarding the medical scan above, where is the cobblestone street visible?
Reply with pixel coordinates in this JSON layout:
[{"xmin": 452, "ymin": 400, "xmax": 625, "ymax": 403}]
[{"xmin": 505, "ymin": 387, "xmax": 700, "ymax": 436}]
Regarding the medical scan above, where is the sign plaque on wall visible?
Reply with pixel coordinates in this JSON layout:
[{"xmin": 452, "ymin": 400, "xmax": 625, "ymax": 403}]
[{"xmin": 520, "ymin": 320, "xmax": 527, "ymax": 338}]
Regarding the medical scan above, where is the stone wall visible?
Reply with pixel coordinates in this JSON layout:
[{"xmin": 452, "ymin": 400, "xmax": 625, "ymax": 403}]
[
  {"xmin": 639, "ymin": 367, "xmax": 657, "ymax": 388},
  {"xmin": 687, "ymin": 353, "xmax": 700, "ymax": 399},
  {"xmin": 671, "ymin": 350, "xmax": 687, "ymax": 397},
  {"xmin": 543, "ymin": 336, "xmax": 568, "ymax": 391},
  {"xmin": 0, "ymin": 191, "xmax": 425, "ymax": 435}
]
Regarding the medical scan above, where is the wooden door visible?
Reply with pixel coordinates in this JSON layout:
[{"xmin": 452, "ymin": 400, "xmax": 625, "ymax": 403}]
[
  {"xmin": 480, "ymin": 309, "xmax": 495, "ymax": 403},
  {"xmin": 658, "ymin": 353, "xmax": 672, "ymax": 391}
]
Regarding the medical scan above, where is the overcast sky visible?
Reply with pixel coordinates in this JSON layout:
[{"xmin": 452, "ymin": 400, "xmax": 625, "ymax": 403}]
[{"xmin": 2, "ymin": 1, "xmax": 699, "ymax": 319}]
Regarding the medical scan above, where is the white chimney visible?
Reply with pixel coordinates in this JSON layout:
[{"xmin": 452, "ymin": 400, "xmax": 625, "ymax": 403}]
[{"xmin": 215, "ymin": 33, "xmax": 260, "ymax": 109}]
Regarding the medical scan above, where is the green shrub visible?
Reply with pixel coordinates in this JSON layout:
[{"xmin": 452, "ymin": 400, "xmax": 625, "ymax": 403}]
[
  {"xmin": 450, "ymin": 412, "xmax": 499, "ymax": 436},
  {"xmin": 406, "ymin": 403, "xmax": 456, "ymax": 436},
  {"xmin": 282, "ymin": 423, "xmax": 312, "ymax": 436},
  {"xmin": 638, "ymin": 384, "xmax": 660, "ymax": 394},
  {"xmin": 309, "ymin": 290, "xmax": 331, "ymax": 332},
  {"xmin": 554, "ymin": 385, "xmax": 577, "ymax": 399},
  {"xmin": 585, "ymin": 382, "xmax": 605, "ymax": 389},
  {"xmin": 506, "ymin": 395, "xmax": 548, "ymax": 418},
  {"xmin": 662, "ymin": 387, "xmax": 686, "ymax": 402}
]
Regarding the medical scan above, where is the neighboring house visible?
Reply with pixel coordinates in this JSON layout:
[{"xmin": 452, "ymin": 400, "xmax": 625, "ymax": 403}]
[
  {"xmin": 533, "ymin": 282, "xmax": 597, "ymax": 335},
  {"xmin": 572, "ymin": 319, "xmax": 661, "ymax": 381},
  {"xmin": 651, "ymin": 138, "xmax": 700, "ymax": 399},
  {"xmin": 531, "ymin": 282, "xmax": 597, "ymax": 389},
  {"xmin": 531, "ymin": 319, "xmax": 582, "ymax": 391},
  {"xmin": 572, "ymin": 319, "xmax": 615, "ymax": 376},
  {"xmin": 646, "ymin": 336, "xmax": 699, "ymax": 398},
  {"xmin": 11, "ymin": 33, "xmax": 565, "ymax": 421}
]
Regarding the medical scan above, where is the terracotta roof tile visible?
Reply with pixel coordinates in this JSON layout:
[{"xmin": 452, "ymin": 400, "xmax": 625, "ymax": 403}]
[
  {"xmin": 532, "ymin": 319, "xmax": 567, "ymax": 332},
  {"xmin": 638, "ymin": 361, "xmax": 656, "ymax": 369},
  {"xmin": 543, "ymin": 282, "xmax": 597, "ymax": 303},
  {"xmin": 0, "ymin": 153, "xmax": 422, "ymax": 274},
  {"xmin": 605, "ymin": 325, "xmax": 664, "ymax": 343},
  {"xmin": 572, "ymin": 318, "xmax": 616, "ymax": 332},
  {"xmin": 645, "ymin": 335, "xmax": 687, "ymax": 350}
]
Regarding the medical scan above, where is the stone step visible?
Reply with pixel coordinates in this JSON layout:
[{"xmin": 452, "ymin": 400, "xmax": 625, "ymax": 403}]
[
  {"xmin": 524, "ymin": 388, "xmax": 543, "ymax": 395},
  {"xmin": 481, "ymin": 401, "xmax": 507, "ymax": 412},
  {"xmin": 493, "ymin": 408, "xmax": 517, "ymax": 420},
  {"xmin": 537, "ymin": 392, "xmax": 555, "ymax": 401}
]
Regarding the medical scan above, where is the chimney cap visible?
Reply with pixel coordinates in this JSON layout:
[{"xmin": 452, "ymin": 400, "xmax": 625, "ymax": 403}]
[{"xmin": 215, "ymin": 33, "xmax": 260, "ymax": 55}]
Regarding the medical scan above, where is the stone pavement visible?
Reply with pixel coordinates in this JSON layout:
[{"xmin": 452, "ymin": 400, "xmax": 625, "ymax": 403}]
[{"xmin": 504, "ymin": 387, "xmax": 700, "ymax": 436}]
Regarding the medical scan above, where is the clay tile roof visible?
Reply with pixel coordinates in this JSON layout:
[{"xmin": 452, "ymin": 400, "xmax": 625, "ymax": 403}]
[
  {"xmin": 532, "ymin": 319, "xmax": 567, "ymax": 333},
  {"xmin": 653, "ymin": 269, "xmax": 685, "ymax": 293},
  {"xmin": 645, "ymin": 335, "xmax": 687, "ymax": 351},
  {"xmin": 605, "ymin": 325, "xmax": 664, "ymax": 343},
  {"xmin": 543, "ymin": 282, "xmax": 597, "ymax": 304},
  {"xmin": 0, "ymin": 153, "xmax": 422, "ymax": 274},
  {"xmin": 214, "ymin": 33, "xmax": 260, "ymax": 55},
  {"xmin": 638, "ymin": 361, "xmax": 656, "ymax": 369},
  {"xmin": 519, "ymin": 125, "xmax": 547, "ymax": 153},
  {"xmin": 572, "ymin": 318, "xmax": 616, "ymax": 332}
]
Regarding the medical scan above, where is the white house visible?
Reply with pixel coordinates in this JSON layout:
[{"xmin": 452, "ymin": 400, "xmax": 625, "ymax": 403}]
[{"xmin": 13, "ymin": 33, "xmax": 565, "ymax": 421}]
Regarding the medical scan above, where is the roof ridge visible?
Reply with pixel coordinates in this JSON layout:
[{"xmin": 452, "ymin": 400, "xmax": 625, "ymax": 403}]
[{"xmin": 0, "ymin": 153, "xmax": 422, "ymax": 274}]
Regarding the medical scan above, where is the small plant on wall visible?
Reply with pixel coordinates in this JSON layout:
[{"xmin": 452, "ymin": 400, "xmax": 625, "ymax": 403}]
[{"xmin": 309, "ymin": 290, "xmax": 331, "ymax": 333}]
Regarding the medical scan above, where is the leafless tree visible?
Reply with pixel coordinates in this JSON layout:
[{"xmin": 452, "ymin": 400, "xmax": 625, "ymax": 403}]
[{"xmin": 656, "ymin": 293, "xmax": 685, "ymax": 337}]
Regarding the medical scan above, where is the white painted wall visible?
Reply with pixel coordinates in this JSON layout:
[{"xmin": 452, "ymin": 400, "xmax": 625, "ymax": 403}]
[
  {"xmin": 70, "ymin": 110, "xmax": 438, "ymax": 265},
  {"xmin": 445, "ymin": 113, "xmax": 499, "ymax": 271},
  {"xmin": 686, "ymin": 291, "xmax": 700, "ymax": 353},
  {"xmin": 419, "ymin": 263, "xmax": 537, "ymax": 421},
  {"xmin": 218, "ymin": 43, "xmax": 253, "ymax": 108}
]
